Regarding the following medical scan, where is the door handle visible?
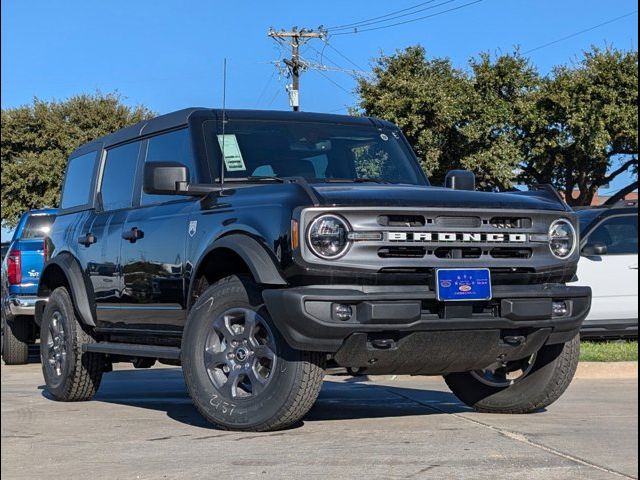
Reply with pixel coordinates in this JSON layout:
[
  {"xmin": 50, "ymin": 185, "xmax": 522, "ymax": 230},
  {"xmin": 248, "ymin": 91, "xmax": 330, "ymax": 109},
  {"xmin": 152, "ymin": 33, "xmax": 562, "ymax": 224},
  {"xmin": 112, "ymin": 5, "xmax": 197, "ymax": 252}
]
[
  {"xmin": 78, "ymin": 233, "xmax": 97, "ymax": 246},
  {"xmin": 122, "ymin": 227, "xmax": 144, "ymax": 243},
  {"xmin": 630, "ymin": 264, "xmax": 638, "ymax": 270}
]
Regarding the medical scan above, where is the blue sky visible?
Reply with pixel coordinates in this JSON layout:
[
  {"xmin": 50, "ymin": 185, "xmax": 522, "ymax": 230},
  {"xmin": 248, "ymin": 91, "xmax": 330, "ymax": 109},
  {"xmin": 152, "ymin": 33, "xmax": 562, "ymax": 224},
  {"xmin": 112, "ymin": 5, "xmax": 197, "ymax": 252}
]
[{"xmin": 1, "ymin": 0, "xmax": 638, "ymax": 239}]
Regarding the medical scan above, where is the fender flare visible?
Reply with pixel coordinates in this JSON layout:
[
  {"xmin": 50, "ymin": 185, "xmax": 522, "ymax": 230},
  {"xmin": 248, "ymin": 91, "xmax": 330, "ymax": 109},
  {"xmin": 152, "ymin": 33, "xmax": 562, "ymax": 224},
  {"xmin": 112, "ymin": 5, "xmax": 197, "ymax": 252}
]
[
  {"xmin": 38, "ymin": 253, "xmax": 96, "ymax": 326},
  {"xmin": 189, "ymin": 234, "xmax": 287, "ymax": 302}
]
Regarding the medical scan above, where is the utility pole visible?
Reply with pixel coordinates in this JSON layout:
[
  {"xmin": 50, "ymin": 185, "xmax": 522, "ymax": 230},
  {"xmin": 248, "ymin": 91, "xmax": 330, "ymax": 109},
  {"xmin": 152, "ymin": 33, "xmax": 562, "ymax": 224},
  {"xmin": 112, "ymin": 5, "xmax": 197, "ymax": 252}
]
[{"xmin": 268, "ymin": 27, "xmax": 326, "ymax": 111}]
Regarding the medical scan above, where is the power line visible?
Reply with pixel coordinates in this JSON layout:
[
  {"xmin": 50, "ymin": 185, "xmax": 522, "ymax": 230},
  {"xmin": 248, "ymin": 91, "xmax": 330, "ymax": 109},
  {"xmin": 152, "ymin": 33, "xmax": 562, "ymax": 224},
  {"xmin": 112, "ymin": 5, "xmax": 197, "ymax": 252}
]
[
  {"xmin": 306, "ymin": 44, "xmax": 369, "ymax": 77},
  {"xmin": 330, "ymin": 0, "xmax": 483, "ymax": 36},
  {"xmin": 327, "ymin": 0, "xmax": 450, "ymax": 32},
  {"xmin": 324, "ymin": 42, "xmax": 366, "ymax": 72},
  {"xmin": 312, "ymin": 68, "xmax": 352, "ymax": 95},
  {"xmin": 523, "ymin": 10, "xmax": 638, "ymax": 54},
  {"xmin": 255, "ymin": 68, "xmax": 276, "ymax": 106},
  {"xmin": 326, "ymin": 0, "xmax": 440, "ymax": 30}
]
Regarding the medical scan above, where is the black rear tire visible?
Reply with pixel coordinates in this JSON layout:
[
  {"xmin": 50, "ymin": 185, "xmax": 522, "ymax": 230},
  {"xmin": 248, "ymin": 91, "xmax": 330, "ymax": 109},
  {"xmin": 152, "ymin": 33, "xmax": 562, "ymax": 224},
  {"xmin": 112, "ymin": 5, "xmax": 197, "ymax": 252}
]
[
  {"xmin": 444, "ymin": 335, "xmax": 580, "ymax": 413},
  {"xmin": 182, "ymin": 275, "xmax": 325, "ymax": 431},
  {"xmin": 2, "ymin": 315, "xmax": 30, "ymax": 365},
  {"xmin": 40, "ymin": 287, "xmax": 105, "ymax": 401}
]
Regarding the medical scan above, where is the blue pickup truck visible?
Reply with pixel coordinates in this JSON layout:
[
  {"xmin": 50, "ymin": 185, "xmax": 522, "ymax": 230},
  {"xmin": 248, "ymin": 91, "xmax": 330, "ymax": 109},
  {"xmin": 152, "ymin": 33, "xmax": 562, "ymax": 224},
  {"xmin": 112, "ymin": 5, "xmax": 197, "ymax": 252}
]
[{"xmin": 1, "ymin": 208, "xmax": 57, "ymax": 364}]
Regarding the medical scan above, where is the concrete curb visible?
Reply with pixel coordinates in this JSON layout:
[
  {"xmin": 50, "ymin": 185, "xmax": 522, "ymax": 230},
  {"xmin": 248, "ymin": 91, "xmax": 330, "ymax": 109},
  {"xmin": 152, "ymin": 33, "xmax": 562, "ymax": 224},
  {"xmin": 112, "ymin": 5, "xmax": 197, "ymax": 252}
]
[
  {"xmin": 575, "ymin": 361, "xmax": 637, "ymax": 379},
  {"xmin": 344, "ymin": 361, "xmax": 638, "ymax": 383}
]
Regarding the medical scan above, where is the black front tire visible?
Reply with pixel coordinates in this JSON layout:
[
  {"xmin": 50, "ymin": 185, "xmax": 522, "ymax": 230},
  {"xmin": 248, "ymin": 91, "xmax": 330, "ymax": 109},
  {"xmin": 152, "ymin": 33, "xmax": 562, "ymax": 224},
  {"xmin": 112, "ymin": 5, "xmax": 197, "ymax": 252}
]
[
  {"xmin": 2, "ymin": 315, "xmax": 30, "ymax": 365},
  {"xmin": 444, "ymin": 335, "xmax": 580, "ymax": 413},
  {"xmin": 40, "ymin": 287, "xmax": 105, "ymax": 401},
  {"xmin": 182, "ymin": 275, "xmax": 325, "ymax": 431}
]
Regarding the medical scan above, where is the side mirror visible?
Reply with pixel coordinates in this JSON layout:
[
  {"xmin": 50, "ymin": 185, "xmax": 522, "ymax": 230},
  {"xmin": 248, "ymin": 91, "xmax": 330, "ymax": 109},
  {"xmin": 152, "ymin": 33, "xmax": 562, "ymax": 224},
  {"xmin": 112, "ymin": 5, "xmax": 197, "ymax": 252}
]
[
  {"xmin": 581, "ymin": 242, "xmax": 608, "ymax": 256},
  {"xmin": 445, "ymin": 170, "xmax": 475, "ymax": 191},
  {"xmin": 143, "ymin": 162, "xmax": 189, "ymax": 195}
]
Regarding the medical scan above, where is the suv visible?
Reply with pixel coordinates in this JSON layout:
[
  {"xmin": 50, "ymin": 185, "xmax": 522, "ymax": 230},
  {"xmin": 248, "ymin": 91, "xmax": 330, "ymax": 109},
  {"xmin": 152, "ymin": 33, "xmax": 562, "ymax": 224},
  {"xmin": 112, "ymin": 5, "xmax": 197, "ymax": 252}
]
[
  {"xmin": 2, "ymin": 208, "xmax": 57, "ymax": 364},
  {"xmin": 37, "ymin": 109, "xmax": 591, "ymax": 431},
  {"xmin": 574, "ymin": 201, "xmax": 638, "ymax": 338}
]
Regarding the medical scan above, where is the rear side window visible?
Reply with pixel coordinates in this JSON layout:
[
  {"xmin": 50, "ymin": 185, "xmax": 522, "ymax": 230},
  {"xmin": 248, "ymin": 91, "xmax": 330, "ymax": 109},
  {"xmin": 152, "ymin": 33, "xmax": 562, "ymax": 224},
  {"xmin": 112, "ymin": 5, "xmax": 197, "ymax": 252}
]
[
  {"xmin": 141, "ymin": 129, "xmax": 197, "ymax": 205},
  {"xmin": 587, "ymin": 215, "xmax": 638, "ymax": 255},
  {"xmin": 100, "ymin": 141, "xmax": 142, "ymax": 211},
  {"xmin": 60, "ymin": 151, "xmax": 99, "ymax": 209},
  {"xmin": 20, "ymin": 214, "xmax": 56, "ymax": 239}
]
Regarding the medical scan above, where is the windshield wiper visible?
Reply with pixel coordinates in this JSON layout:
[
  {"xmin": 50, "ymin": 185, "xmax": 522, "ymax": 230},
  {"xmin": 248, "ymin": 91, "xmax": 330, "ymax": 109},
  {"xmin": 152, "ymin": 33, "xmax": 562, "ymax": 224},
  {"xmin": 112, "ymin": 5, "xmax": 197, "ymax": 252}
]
[
  {"xmin": 321, "ymin": 178, "xmax": 390, "ymax": 184},
  {"xmin": 224, "ymin": 176, "xmax": 286, "ymax": 183}
]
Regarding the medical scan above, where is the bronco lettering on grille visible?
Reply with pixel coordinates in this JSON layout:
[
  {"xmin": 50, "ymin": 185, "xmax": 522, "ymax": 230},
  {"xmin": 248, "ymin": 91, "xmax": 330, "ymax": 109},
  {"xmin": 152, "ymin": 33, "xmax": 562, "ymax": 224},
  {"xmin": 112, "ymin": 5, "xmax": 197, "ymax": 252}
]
[{"xmin": 386, "ymin": 232, "xmax": 528, "ymax": 243}]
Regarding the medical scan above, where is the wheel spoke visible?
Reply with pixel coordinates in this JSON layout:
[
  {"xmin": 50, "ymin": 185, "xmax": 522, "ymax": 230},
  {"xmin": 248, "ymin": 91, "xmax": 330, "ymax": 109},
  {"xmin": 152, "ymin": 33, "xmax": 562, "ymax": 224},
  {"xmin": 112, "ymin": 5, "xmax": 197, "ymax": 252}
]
[
  {"xmin": 247, "ymin": 365, "xmax": 269, "ymax": 395},
  {"xmin": 204, "ymin": 348, "xmax": 228, "ymax": 369},
  {"xmin": 219, "ymin": 368, "xmax": 241, "ymax": 398},
  {"xmin": 51, "ymin": 314, "xmax": 62, "ymax": 337},
  {"xmin": 242, "ymin": 310, "xmax": 259, "ymax": 339},
  {"xmin": 253, "ymin": 344, "xmax": 276, "ymax": 361},
  {"xmin": 214, "ymin": 315, "xmax": 238, "ymax": 342}
]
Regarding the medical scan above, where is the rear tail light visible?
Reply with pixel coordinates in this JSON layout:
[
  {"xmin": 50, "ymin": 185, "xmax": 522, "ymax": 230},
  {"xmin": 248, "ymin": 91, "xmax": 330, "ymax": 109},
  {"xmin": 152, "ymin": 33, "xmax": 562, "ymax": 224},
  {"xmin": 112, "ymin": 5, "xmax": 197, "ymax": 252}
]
[
  {"xmin": 7, "ymin": 250, "xmax": 22, "ymax": 285},
  {"xmin": 43, "ymin": 238, "xmax": 49, "ymax": 262}
]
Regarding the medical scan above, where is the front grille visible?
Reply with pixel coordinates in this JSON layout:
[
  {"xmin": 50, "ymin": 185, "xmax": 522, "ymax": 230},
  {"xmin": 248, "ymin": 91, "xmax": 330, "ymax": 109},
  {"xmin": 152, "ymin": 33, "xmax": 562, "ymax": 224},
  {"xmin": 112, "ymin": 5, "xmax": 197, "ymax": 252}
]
[
  {"xmin": 490, "ymin": 217, "xmax": 532, "ymax": 229},
  {"xmin": 434, "ymin": 247, "xmax": 482, "ymax": 259},
  {"xmin": 436, "ymin": 216, "xmax": 481, "ymax": 228},
  {"xmin": 379, "ymin": 246, "xmax": 426, "ymax": 258},
  {"xmin": 300, "ymin": 207, "xmax": 576, "ymax": 281},
  {"xmin": 490, "ymin": 247, "xmax": 532, "ymax": 259},
  {"xmin": 378, "ymin": 214, "xmax": 425, "ymax": 227}
]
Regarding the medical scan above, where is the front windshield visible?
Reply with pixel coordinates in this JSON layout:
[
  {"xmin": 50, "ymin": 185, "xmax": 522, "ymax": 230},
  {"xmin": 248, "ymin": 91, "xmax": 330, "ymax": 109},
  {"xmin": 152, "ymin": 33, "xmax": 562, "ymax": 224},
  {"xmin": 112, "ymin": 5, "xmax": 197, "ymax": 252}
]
[{"xmin": 210, "ymin": 120, "xmax": 426, "ymax": 185}]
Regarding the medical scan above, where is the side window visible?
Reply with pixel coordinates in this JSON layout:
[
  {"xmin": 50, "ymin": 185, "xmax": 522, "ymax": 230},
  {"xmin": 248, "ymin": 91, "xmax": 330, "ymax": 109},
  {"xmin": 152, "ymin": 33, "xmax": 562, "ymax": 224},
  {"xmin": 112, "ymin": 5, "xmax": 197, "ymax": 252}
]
[
  {"xmin": 587, "ymin": 215, "xmax": 638, "ymax": 255},
  {"xmin": 100, "ymin": 141, "xmax": 142, "ymax": 211},
  {"xmin": 141, "ymin": 129, "xmax": 197, "ymax": 205},
  {"xmin": 61, "ymin": 151, "xmax": 98, "ymax": 209}
]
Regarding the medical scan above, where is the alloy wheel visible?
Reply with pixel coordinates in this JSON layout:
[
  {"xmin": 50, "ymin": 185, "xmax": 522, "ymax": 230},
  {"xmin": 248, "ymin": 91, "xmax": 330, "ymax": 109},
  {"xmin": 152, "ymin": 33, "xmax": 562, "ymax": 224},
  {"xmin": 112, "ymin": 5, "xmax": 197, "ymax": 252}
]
[{"xmin": 204, "ymin": 308, "xmax": 276, "ymax": 399}]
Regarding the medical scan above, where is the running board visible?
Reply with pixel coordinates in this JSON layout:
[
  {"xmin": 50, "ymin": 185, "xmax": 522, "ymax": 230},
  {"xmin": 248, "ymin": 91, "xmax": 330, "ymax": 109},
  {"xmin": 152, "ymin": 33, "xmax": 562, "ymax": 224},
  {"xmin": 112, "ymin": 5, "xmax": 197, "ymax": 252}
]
[{"xmin": 82, "ymin": 342, "xmax": 181, "ymax": 360}]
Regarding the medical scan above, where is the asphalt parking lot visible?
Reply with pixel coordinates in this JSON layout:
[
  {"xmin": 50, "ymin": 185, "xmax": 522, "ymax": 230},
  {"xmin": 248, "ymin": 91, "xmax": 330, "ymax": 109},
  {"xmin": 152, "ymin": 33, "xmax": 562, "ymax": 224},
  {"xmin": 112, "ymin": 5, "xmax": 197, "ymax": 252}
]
[{"xmin": 1, "ymin": 362, "xmax": 637, "ymax": 480}]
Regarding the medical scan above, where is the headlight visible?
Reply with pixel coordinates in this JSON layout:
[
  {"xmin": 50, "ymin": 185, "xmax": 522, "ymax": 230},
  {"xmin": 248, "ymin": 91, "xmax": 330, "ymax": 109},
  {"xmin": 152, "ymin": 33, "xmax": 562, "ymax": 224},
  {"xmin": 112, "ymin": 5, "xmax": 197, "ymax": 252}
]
[
  {"xmin": 548, "ymin": 219, "xmax": 577, "ymax": 259},
  {"xmin": 307, "ymin": 214, "xmax": 351, "ymax": 259}
]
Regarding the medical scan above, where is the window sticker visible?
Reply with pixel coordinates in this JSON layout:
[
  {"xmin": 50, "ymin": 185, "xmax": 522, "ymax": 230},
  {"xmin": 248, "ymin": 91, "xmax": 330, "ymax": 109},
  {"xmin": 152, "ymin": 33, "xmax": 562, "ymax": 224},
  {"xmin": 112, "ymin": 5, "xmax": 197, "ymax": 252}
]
[{"xmin": 217, "ymin": 134, "xmax": 246, "ymax": 172}]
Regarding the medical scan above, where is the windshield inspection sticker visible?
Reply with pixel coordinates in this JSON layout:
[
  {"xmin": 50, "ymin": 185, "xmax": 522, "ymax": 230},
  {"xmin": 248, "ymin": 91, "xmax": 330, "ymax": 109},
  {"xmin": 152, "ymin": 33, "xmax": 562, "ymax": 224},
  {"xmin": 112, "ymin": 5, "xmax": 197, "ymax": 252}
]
[{"xmin": 217, "ymin": 134, "xmax": 246, "ymax": 172}]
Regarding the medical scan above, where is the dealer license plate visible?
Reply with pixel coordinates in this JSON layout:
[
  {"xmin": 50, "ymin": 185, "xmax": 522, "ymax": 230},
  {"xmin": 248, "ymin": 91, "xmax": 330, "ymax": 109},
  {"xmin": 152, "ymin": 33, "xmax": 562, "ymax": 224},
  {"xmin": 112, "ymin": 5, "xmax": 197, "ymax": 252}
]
[{"xmin": 436, "ymin": 268, "xmax": 492, "ymax": 301}]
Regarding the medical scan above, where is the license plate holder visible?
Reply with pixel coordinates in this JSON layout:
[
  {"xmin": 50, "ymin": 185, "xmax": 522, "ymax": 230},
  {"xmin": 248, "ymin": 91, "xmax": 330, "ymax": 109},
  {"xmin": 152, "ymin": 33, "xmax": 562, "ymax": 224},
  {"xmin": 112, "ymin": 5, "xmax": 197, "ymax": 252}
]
[{"xmin": 436, "ymin": 268, "xmax": 492, "ymax": 301}]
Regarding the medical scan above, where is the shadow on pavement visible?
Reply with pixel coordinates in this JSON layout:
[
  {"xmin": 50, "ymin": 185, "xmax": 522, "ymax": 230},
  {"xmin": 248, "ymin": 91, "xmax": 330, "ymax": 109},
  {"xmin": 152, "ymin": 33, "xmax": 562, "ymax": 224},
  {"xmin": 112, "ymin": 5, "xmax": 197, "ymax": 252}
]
[{"xmin": 41, "ymin": 367, "xmax": 469, "ymax": 429}]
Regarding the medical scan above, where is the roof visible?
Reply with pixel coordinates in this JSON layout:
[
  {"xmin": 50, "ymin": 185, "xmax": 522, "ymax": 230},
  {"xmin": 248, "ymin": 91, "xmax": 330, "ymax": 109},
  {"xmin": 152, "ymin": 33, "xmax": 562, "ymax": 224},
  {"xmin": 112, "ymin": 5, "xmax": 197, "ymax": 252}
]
[{"xmin": 72, "ymin": 108, "xmax": 393, "ymax": 156}]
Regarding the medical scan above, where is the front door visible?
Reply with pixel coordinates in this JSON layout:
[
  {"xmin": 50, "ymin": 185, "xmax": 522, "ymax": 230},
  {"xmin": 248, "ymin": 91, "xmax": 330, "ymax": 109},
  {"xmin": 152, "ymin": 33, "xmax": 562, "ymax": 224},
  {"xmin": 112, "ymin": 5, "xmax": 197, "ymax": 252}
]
[
  {"xmin": 576, "ymin": 214, "xmax": 638, "ymax": 321},
  {"xmin": 119, "ymin": 128, "xmax": 200, "ymax": 331}
]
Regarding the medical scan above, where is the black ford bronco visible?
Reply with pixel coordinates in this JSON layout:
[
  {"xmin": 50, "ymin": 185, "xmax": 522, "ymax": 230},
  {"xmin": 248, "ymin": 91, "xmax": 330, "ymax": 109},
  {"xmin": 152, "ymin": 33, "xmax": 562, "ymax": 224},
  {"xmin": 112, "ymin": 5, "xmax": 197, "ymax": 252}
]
[{"xmin": 37, "ymin": 108, "xmax": 591, "ymax": 431}]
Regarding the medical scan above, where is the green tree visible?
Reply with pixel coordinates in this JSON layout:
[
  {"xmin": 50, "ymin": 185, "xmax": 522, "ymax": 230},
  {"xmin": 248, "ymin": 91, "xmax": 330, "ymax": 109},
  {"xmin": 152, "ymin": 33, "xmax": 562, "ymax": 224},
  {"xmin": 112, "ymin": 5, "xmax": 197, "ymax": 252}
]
[
  {"xmin": 520, "ymin": 47, "xmax": 638, "ymax": 205},
  {"xmin": 1, "ymin": 92, "xmax": 153, "ymax": 226},
  {"xmin": 357, "ymin": 46, "xmax": 638, "ymax": 205}
]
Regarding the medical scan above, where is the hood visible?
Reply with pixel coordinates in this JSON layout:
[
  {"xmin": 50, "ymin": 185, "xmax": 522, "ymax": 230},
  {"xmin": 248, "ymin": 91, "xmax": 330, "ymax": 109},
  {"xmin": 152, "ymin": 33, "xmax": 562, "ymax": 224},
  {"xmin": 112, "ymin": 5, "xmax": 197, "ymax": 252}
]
[{"xmin": 312, "ymin": 184, "xmax": 568, "ymax": 212}]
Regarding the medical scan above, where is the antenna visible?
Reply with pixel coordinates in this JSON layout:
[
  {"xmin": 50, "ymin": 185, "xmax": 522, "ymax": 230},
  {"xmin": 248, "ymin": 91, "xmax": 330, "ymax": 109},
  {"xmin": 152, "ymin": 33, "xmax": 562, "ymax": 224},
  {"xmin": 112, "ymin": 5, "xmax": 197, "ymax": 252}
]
[{"xmin": 219, "ymin": 58, "xmax": 227, "ymax": 191}]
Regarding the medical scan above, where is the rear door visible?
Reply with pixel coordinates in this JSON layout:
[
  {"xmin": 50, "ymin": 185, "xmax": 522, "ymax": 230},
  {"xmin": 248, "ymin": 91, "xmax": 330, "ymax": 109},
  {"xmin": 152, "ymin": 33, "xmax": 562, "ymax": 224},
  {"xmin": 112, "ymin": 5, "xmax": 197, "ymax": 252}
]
[
  {"xmin": 576, "ymin": 213, "xmax": 638, "ymax": 320},
  {"xmin": 119, "ymin": 128, "xmax": 200, "ymax": 331}
]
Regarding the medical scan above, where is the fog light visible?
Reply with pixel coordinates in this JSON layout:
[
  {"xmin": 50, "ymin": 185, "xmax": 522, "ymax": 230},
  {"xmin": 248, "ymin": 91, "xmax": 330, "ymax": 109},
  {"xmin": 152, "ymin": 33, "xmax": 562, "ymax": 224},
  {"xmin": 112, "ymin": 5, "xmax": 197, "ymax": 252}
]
[
  {"xmin": 552, "ymin": 301, "xmax": 569, "ymax": 317},
  {"xmin": 333, "ymin": 304, "xmax": 353, "ymax": 321}
]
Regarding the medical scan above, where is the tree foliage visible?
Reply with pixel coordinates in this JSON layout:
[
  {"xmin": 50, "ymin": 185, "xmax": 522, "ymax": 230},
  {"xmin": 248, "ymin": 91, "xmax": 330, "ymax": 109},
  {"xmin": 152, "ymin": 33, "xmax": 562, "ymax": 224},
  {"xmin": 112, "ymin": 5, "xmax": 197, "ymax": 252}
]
[
  {"xmin": 357, "ymin": 46, "xmax": 638, "ymax": 205},
  {"xmin": 1, "ymin": 93, "xmax": 153, "ymax": 226}
]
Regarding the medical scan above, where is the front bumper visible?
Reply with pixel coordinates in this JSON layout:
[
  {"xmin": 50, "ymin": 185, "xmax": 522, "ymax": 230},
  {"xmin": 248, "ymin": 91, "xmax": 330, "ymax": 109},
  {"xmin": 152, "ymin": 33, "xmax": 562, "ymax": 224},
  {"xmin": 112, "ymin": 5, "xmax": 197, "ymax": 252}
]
[
  {"xmin": 6, "ymin": 295, "xmax": 37, "ymax": 316},
  {"xmin": 263, "ymin": 283, "xmax": 592, "ymax": 353}
]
